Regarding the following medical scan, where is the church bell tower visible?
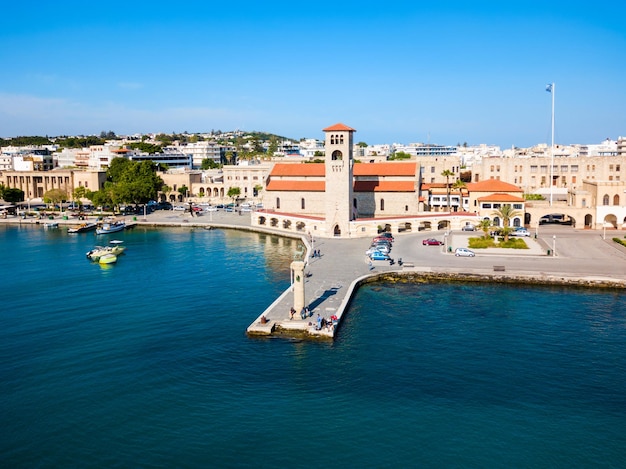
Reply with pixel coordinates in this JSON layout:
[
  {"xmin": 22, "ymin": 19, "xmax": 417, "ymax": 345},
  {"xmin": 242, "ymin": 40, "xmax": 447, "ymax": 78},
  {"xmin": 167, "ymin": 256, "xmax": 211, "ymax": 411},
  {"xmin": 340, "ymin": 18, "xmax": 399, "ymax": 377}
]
[{"xmin": 322, "ymin": 123, "xmax": 355, "ymax": 237}]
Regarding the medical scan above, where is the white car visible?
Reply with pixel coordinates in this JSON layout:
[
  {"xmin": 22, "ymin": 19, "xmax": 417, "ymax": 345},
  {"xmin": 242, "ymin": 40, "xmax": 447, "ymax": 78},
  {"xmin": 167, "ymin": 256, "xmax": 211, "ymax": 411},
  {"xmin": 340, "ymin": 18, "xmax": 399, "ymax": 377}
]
[
  {"xmin": 512, "ymin": 228, "xmax": 530, "ymax": 237},
  {"xmin": 454, "ymin": 247, "xmax": 475, "ymax": 257},
  {"xmin": 204, "ymin": 206, "xmax": 218, "ymax": 212},
  {"xmin": 173, "ymin": 205, "xmax": 185, "ymax": 211}
]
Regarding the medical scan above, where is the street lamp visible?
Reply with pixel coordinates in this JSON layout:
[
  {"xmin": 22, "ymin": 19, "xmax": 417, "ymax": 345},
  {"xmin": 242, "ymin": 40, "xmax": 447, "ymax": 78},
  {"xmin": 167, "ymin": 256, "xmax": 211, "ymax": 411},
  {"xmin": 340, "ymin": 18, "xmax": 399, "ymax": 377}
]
[{"xmin": 552, "ymin": 235, "xmax": 556, "ymax": 257}]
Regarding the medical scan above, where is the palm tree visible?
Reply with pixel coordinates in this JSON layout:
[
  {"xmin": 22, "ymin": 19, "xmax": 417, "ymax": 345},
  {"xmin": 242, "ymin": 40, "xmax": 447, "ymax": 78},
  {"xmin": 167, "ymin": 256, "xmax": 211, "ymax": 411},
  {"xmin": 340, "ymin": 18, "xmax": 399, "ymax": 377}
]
[
  {"xmin": 452, "ymin": 179, "xmax": 467, "ymax": 212},
  {"xmin": 441, "ymin": 169, "xmax": 454, "ymax": 212},
  {"xmin": 492, "ymin": 205, "xmax": 521, "ymax": 242},
  {"xmin": 478, "ymin": 218, "xmax": 492, "ymax": 239}
]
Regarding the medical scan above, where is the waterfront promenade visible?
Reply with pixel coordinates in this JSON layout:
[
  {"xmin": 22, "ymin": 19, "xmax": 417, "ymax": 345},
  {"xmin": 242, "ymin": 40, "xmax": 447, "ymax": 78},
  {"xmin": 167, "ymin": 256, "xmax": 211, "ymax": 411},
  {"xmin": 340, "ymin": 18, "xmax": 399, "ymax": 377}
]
[{"xmin": 3, "ymin": 209, "xmax": 626, "ymax": 339}]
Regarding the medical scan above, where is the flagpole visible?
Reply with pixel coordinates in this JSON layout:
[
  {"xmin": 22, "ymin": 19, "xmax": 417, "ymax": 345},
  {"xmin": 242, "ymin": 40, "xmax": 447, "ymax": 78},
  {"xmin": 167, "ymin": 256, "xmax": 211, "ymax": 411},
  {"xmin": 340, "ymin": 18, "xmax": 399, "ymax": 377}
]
[{"xmin": 549, "ymin": 82, "xmax": 555, "ymax": 207}]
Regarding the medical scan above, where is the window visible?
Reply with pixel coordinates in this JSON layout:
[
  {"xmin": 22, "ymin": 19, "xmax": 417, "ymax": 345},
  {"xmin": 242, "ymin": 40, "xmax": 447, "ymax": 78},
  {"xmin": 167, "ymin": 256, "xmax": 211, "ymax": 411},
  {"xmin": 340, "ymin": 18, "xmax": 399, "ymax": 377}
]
[
  {"xmin": 572, "ymin": 176, "xmax": 576, "ymax": 184},
  {"xmin": 513, "ymin": 204, "xmax": 523, "ymax": 209},
  {"xmin": 380, "ymin": 199, "xmax": 385, "ymax": 211},
  {"xmin": 561, "ymin": 165, "xmax": 568, "ymax": 172},
  {"xmin": 530, "ymin": 165, "xmax": 538, "ymax": 173},
  {"xmin": 431, "ymin": 166, "xmax": 435, "ymax": 173},
  {"xmin": 571, "ymin": 165, "xmax": 578, "ymax": 172},
  {"xmin": 301, "ymin": 198, "xmax": 305, "ymax": 210},
  {"xmin": 614, "ymin": 195, "xmax": 620, "ymax": 206},
  {"xmin": 617, "ymin": 165, "xmax": 621, "ymax": 172},
  {"xmin": 482, "ymin": 203, "xmax": 492, "ymax": 209},
  {"xmin": 603, "ymin": 194, "xmax": 609, "ymax": 205},
  {"xmin": 490, "ymin": 165, "xmax": 495, "ymax": 172},
  {"xmin": 276, "ymin": 197, "xmax": 281, "ymax": 209},
  {"xmin": 331, "ymin": 150, "xmax": 343, "ymax": 160},
  {"xmin": 582, "ymin": 198, "xmax": 586, "ymax": 207},
  {"xmin": 540, "ymin": 165, "xmax": 547, "ymax": 173}
]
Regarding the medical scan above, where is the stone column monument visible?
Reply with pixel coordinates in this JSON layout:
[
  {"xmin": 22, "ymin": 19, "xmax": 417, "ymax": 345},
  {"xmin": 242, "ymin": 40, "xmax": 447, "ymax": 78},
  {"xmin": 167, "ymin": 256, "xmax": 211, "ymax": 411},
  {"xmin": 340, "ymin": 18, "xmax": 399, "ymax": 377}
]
[{"xmin": 291, "ymin": 260, "xmax": 306, "ymax": 315}]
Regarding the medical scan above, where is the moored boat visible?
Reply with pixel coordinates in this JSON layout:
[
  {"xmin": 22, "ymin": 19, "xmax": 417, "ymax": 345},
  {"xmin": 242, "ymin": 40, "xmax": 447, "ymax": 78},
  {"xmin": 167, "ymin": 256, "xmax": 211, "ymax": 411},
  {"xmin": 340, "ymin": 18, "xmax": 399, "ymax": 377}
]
[
  {"xmin": 96, "ymin": 221, "xmax": 126, "ymax": 234},
  {"xmin": 68, "ymin": 222, "xmax": 98, "ymax": 233},
  {"xmin": 86, "ymin": 242, "xmax": 126, "ymax": 261}
]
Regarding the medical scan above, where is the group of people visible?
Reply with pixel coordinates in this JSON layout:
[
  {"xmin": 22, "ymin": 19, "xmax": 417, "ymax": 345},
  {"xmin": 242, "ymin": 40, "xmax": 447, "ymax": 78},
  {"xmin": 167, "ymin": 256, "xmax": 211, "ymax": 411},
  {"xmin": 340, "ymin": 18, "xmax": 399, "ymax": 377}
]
[
  {"xmin": 316, "ymin": 314, "xmax": 338, "ymax": 332},
  {"xmin": 311, "ymin": 249, "xmax": 321, "ymax": 258},
  {"xmin": 289, "ymin": 306, "xmax": 311, "ymax": 320}
]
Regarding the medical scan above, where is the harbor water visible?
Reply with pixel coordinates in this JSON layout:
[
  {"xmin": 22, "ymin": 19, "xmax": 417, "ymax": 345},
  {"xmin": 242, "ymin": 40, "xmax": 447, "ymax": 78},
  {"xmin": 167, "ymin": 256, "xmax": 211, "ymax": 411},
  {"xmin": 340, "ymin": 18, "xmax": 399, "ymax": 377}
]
[{"xmin": 1, "ymin": 225, "xmax": 625, "ymax": 467}]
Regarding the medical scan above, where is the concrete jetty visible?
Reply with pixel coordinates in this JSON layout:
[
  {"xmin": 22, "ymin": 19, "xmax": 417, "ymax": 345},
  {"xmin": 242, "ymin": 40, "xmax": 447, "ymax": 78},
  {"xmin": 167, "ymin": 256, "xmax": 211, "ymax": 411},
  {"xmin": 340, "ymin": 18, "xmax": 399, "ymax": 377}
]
[{"xmin": 245, "ymin": 226, "xmax": 626, "ymax": 339}]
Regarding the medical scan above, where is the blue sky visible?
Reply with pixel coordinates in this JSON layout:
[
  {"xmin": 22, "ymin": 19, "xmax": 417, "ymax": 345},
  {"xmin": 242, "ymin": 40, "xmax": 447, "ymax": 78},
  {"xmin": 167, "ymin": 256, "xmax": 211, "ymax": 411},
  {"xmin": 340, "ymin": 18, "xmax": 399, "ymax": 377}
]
[{"xmin": 1, "ymin": 1, "xmax": 624, "ymax": 148}]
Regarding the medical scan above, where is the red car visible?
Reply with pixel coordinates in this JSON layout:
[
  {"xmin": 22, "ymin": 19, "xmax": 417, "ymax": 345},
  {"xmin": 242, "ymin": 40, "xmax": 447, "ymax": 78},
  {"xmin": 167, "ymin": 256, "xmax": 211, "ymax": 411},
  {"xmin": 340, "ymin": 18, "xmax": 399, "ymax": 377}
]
[{"xmin": 422, "ymin": 238, "xmax": 443, "ymax": 246}]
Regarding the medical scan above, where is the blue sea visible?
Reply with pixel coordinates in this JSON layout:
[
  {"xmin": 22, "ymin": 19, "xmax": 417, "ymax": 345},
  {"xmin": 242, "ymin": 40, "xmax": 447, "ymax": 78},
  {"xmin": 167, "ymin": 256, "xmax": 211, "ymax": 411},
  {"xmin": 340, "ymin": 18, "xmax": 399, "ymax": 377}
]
[{"xmin": 1, "ymin": 224, "xmax": 625, "ymax": 468}]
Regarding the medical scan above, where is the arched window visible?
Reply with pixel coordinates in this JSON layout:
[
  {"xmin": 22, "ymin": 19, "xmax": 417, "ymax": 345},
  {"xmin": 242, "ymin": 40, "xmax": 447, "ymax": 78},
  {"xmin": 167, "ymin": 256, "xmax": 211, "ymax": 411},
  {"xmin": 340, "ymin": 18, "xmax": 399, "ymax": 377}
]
[
  {"xmin": 380, "ymin": 199, "xmax": 385, "ymax": 211},
  {"xmin": 513, "ymin": 218, "xmax": 521, "ymax": 227},
  {"xmin": 276, "ymin": 197, "xmax": 280, "ymax": 209},
  {"xmin": 493, "ymin": 216, "xmax": 501, "ymax": 226},
  {"xmin": 613, "ymin": 194, "xmax": 620, "ymax": 206},
  {"xmin": 330, "ymin": 135, "xmax": 335, "ymax": 144},
  {"xmin": 582, "ymin": 198, "xmax": 586, "ymax": 207},
  {"xmin": 332, "ymin": 150, "xmax": 343, "ymax": 160},
  {"xmin": 340, "ymin": 135, "xmax": 344, "ymax": 144},
  {"xmin": 301, "ymin": 198, "xmax": 305, "ymax": 210},
  {"xmin": 603, "ymin": 194, "xmax": 610, "ymax": 205}
]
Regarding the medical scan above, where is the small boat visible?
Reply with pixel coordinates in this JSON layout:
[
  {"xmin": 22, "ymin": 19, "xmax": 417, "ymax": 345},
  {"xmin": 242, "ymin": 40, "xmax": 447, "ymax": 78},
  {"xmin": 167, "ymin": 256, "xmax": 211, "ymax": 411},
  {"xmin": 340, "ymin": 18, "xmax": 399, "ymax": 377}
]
[
  {"xmin": 86, "ymin": 242, "xmax": 126, "ymax": 261},
  {"xmin": 96, "ymin": 221, "xmax": 126, "ymax": 234},
  {"xmin": 44, "ymin": 222, "xmax": 59, "ymax": 229},
  {"xmin": 68, "ymin": 222, "xmax": 98, "ymax": 233},
  {"xmin": 98, "ymin": 253, "xmax": 117, "ymax": 264}
]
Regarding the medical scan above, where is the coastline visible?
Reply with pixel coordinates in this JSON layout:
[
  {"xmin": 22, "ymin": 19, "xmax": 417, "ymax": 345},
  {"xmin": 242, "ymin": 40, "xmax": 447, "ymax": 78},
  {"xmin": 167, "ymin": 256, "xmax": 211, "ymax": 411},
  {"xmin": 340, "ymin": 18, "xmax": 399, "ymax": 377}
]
[{"xmin": 3, "ymin": 210, "xmax": 625, "ymax": 341}]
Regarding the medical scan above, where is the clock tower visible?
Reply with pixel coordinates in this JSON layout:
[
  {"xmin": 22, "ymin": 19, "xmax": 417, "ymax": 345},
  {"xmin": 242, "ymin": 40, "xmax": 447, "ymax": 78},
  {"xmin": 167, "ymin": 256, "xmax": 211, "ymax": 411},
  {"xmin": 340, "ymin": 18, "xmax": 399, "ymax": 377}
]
[{"xmin": 322, "ymin": 123, "xmax": 355, "ymax": 237}]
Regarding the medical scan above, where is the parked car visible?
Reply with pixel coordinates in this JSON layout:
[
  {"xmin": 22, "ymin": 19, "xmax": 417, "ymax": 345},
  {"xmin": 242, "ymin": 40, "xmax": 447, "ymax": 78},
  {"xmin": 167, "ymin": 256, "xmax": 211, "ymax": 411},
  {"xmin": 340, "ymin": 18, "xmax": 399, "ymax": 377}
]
[
  {"xmin": 173, "ymin": 205, "xmax": 185, "ymax": 211},
  {"xmin": 372, "ymin": 237, "xmax": 393, "ymax": 245},
  {"xmin": 422, "ymin": 238, "xmax": 443, "ymax": 246},
  {"xmin": 369, "ymin": 251, "xmax": 391, "ymax": 261},
  {"xmin": 462, "ymin": 224, "xmax": 476, "ymax": 231},
  {"xmin": 512, "ymin": 228, "xmax": 530, "ymax": 237},
  {"xmin": 455, "ymin": 247, "xmax": 475, "ymax": 257},
  {"xmin": 370, "ymin": 244, "xmax": 390, "ymax": 254},
  {"xmin": 376, "ymin": 232, "xmax": 394, "ymax": 241}
]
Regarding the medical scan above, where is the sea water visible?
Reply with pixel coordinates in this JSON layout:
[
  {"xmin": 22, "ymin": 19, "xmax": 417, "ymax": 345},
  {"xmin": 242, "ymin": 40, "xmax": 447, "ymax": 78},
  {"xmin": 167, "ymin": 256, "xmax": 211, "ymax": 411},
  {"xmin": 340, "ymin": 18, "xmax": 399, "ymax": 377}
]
[{"xmin": 1, "ymin": 225, "xmax": 625, "ymax": 468}]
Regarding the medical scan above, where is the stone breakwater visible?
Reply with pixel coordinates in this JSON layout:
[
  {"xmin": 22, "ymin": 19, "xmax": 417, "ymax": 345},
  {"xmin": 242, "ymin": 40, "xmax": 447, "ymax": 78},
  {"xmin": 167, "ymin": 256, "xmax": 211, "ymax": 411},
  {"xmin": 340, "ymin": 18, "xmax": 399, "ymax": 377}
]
[{"xmin": 361, "ymin": 270, "xmax": 626, "ymax": 290}]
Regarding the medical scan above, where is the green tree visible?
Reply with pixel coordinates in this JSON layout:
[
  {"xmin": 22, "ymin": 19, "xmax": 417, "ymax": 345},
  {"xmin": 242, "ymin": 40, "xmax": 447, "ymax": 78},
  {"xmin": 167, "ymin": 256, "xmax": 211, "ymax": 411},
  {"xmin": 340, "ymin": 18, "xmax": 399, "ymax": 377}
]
[
  {"xmin": 73, "ymin": 186, "xmax": 89, "ymax": 208},
  {"xmin": 103, "ymin": 157, "xmax": 164, "ymax": 208},
  {"xmin": 160, "ymin": 185, "xmax": 171, "ymax": 202},
  {"xmin": 492, "ymin": 205, "xmax": 521, "ymax": 242},
  {"xmin": 227, "ymin": 186, "xmax": 241, "ymax": 206},
  {"xmin": 452, "ymin": 179, "xmax": 467, "ymax": 212},
  {"xmin": 267, "ymin": 136, "xmax": 279, "ymax": 156},
  {"xmin": 478, "ymin": 218, "xmax": 492, "ymax": 239},
  {"xmin": 178, "ymin": 185, "xmax": 189, "ymax": 199},
  {"xmin": 43, "ymin": 188, "xmax": 68, "ymax": 209},
  {"xmin": 201, "ymin": 158, "xmax": 220, "ymax": 170},
  {"xmin": 2, "ymin": 187, "xmax": 25, "ymax": 203},
  {"xmin": 441, "ymin": 169, "xmax": 454, "ymax": 212}
]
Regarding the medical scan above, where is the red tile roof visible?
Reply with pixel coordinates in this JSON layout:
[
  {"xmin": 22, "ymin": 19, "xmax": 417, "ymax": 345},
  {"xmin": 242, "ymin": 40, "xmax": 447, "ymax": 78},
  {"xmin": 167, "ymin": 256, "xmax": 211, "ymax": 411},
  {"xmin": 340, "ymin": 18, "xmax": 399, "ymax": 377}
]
[
  {"xmin": 266, "ymin": 180, "xmax": 325, "ymax": 191},
  {"xmin": 322, "ymin": 123, "xmax": 356, "ymax": 132},
  {"xmin": 467, "ymin": 180, "xmax": 523, "ymax": 192},
  {"xmin": 354, "ymin": 162, "xmax": 417, "ymax": 176},
  {"xmin": 270, "ymin": 163, "xmax": 325, "ymax": 177},
  {"xmin": 354, "ymin": 181, "xmax": 416, "ymax": 192},
  {"xmin": 477, "ymin": 193, "xmax": 525, "ymax": 202}
]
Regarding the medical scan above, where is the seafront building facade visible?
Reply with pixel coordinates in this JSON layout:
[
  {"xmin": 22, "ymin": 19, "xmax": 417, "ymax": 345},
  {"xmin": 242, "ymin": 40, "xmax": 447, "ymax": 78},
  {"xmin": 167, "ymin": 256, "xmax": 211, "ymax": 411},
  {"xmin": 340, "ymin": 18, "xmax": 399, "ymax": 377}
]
[{"xmin": 1, "ymin": 133, "xmax": 625, "ymax": 231}]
